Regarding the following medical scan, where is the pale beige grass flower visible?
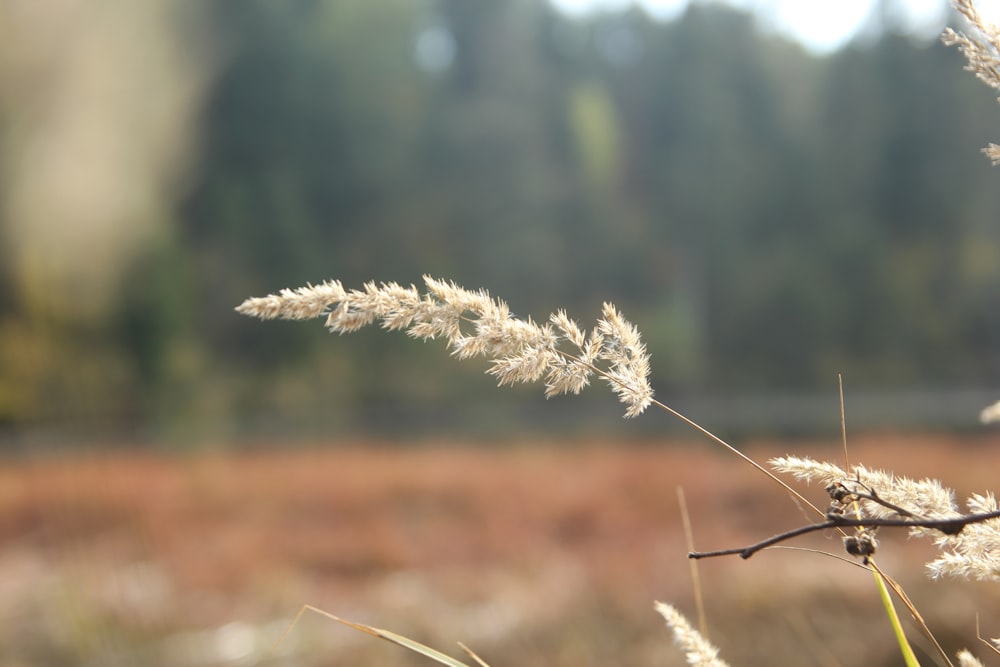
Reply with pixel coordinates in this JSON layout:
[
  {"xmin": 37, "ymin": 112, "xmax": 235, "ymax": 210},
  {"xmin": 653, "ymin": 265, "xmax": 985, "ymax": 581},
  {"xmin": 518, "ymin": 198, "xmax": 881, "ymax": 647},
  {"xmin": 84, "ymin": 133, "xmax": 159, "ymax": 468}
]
[
  {"xmin": 655, "ymin": 602, "xmax": 730, "ymax": 667},
  {"xmin": 943, "ymin": 0, "xmax": 1000, "ymax": 164},
  {"xmin": 957, "ymin": 648, "xmax": 987, "ymax": 667},
  {"xmin": 236, "ymin": 275, "xmax": 653, "ymax": 417},
  {"xmin": 770, "ymin": 456, "xmax": 1000, "ymax": 581},
  {"xmin": 979, "ymin": 399, "xmax": 1000, "ymax": 423}
]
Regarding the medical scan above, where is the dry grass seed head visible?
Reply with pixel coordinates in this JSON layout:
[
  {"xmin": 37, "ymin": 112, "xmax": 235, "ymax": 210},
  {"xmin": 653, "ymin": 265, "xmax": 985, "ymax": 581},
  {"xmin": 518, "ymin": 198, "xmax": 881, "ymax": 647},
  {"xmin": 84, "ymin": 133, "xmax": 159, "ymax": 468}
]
[
  {"xmin": 236, "ymin": 276, "xmax": 653, "ymax": 417},
  {"xmin": 771, "ymin": 455, "xmax": 1000, "ymax": 581},
  {"xmin": 943, "ymin": 0, "xmax": 1000, "ymax": 163},
  {"xmin": 655, "ymin": 602, "xmax": 730, "ymax": 667},
  {"xmin": 926, "ymin": 492, "xmax": 1000, "ymax": 581},
  {"xmin": 957, "ymin": 648, "xmax": 987, "ymax": 667}
]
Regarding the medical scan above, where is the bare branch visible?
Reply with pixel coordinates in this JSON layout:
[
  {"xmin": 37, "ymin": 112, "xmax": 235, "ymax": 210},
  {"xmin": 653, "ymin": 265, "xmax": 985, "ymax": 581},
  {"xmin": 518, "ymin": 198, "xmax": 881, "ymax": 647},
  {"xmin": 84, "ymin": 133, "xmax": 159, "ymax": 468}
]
[{"xmin": 690, "ymin": 509, "xmax": 1000, "ymax": 560}]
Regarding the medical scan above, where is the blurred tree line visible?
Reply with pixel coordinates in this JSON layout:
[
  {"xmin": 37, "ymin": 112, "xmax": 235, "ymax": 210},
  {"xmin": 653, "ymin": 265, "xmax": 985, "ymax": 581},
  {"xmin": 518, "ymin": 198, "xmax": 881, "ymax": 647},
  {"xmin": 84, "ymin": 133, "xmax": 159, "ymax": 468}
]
[{"xmin": 2, "ymin": 0, "xmax": 1000, "ymax": 442}]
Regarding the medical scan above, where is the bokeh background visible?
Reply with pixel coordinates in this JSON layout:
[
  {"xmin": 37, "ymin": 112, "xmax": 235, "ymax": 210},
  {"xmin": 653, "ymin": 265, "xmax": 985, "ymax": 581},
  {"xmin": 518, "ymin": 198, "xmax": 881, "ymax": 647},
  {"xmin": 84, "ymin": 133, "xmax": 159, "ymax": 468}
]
[
  {"xmin": 3, "ymin": 1, "xmax": 1000, "ymax": 665},
  {"xmin": 5, "ymin": 0, "xmax": 1000, "ymax": 443}
]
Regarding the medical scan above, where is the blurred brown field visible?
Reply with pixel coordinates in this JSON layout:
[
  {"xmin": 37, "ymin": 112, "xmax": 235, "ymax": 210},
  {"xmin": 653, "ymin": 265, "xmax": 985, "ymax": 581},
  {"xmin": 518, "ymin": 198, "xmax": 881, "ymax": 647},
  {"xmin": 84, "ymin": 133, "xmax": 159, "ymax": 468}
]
[{"xmin": 2, "ymin": 434, "xmax": 999, "ymax": 666}]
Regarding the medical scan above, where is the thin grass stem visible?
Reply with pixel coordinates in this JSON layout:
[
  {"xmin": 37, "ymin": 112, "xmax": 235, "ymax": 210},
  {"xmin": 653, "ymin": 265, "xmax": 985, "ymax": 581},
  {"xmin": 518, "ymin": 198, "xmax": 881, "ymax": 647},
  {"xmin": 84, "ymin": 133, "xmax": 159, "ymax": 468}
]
[{"xmin": 873, "ymin": 567, "xmax": 922, "ymax": 667}]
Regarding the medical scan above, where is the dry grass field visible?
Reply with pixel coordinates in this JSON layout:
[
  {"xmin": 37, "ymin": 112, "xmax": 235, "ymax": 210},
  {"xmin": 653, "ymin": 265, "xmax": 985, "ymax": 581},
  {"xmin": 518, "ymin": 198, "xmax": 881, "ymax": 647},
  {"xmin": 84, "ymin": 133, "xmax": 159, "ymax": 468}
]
[{"xmin": 1, "ymin": 433, "xmax": 999, "ymax": 666}]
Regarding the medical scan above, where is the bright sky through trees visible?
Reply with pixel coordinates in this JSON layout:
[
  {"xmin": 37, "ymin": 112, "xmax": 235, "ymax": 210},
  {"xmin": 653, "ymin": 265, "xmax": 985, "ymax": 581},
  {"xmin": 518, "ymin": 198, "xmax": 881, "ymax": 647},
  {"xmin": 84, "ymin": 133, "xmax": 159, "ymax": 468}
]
[{"xmin": 547, "ymin": 0, "xmax": 1000, "ymax": 53}]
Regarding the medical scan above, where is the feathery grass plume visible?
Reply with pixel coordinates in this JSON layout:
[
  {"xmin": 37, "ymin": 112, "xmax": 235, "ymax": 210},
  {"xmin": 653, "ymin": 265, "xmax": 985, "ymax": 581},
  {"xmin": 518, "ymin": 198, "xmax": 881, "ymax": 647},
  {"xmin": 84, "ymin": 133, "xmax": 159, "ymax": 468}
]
[
  {"xmin": 770, "ymin": 455, "xmax": 957, "ymax": 521},
  {"xmin": 655, "ymin": 602, "xmax": 730, "ymax": 667},
  {"xmin": 767, "ymin": 455, "xmax": 848, "ymax": 486},
  {"xmin": 236, "ymin": 276, "xmax": 653, "ymax": 417},
  {"xmin": 957, "ymin": 649, "xmax": 987, "ymax": 667},
  {"xmin": 771, "ymin": 456, "xmax": 1000, "ymax": 581},
  {"xmin": 926, "ymin": 492, "xmax": 1000, "ymax": 581},
  {"xmin": 979, "ymin": 399, "xmax": 1000, "ymax": 423},
  {"xmin": 943, "ymin": 0, "xmax": 1000, "ymax": 164}
]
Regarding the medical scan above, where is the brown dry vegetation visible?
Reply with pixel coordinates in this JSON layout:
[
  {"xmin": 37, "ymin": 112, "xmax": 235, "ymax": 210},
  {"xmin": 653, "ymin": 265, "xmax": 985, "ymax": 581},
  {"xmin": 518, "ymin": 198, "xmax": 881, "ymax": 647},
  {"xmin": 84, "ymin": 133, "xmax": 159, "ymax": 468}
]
[{"xmin": 1, "ymin": 434, "xmax": 999, "ymax": 666}]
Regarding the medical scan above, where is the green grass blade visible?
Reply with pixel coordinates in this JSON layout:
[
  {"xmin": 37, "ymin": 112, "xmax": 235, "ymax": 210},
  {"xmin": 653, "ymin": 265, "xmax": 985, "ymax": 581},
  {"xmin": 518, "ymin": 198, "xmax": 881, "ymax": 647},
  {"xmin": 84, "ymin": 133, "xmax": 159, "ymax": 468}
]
[{"xmin": 873, "ymin": 568, "xmax": 920, "ymax": 667}]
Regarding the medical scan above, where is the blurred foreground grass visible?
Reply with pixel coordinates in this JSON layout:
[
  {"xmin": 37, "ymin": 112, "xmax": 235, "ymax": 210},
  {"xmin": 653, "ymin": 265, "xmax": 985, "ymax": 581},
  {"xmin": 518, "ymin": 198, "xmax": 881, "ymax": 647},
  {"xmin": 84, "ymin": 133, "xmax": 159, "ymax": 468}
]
[{"xmin": 2, "ymin": 435, "xmax": 999, "ymax": 666}]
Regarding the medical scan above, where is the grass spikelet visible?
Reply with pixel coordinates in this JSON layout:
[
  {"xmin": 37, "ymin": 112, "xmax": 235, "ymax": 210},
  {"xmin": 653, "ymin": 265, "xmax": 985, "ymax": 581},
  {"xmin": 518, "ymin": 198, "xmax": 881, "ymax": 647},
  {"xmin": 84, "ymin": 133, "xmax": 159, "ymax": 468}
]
[
  {"xmin": 769, "ymin": 455, "xmax": 848, "ymax": 485},
  {"xmin": 655, "ymin": 602, "xmax": 730, "ymax": 667},
  {"xmin": 235, "ymin": 280, "xmax": 347, "ymax": 320},
  {"xmin": 957, "ymin": 649, "xmax": 986, "ymax": 667},
  {"xmin": 943, "ymin": 0, "xmax": 1000, "ymax": 163},
  {"xmin": 237, "ymin": 275, "xmax": 653, "ymax": 418},
  {"xmin": 927, "ymin": 492, "xmax": 1000, "ymax": 581}
]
